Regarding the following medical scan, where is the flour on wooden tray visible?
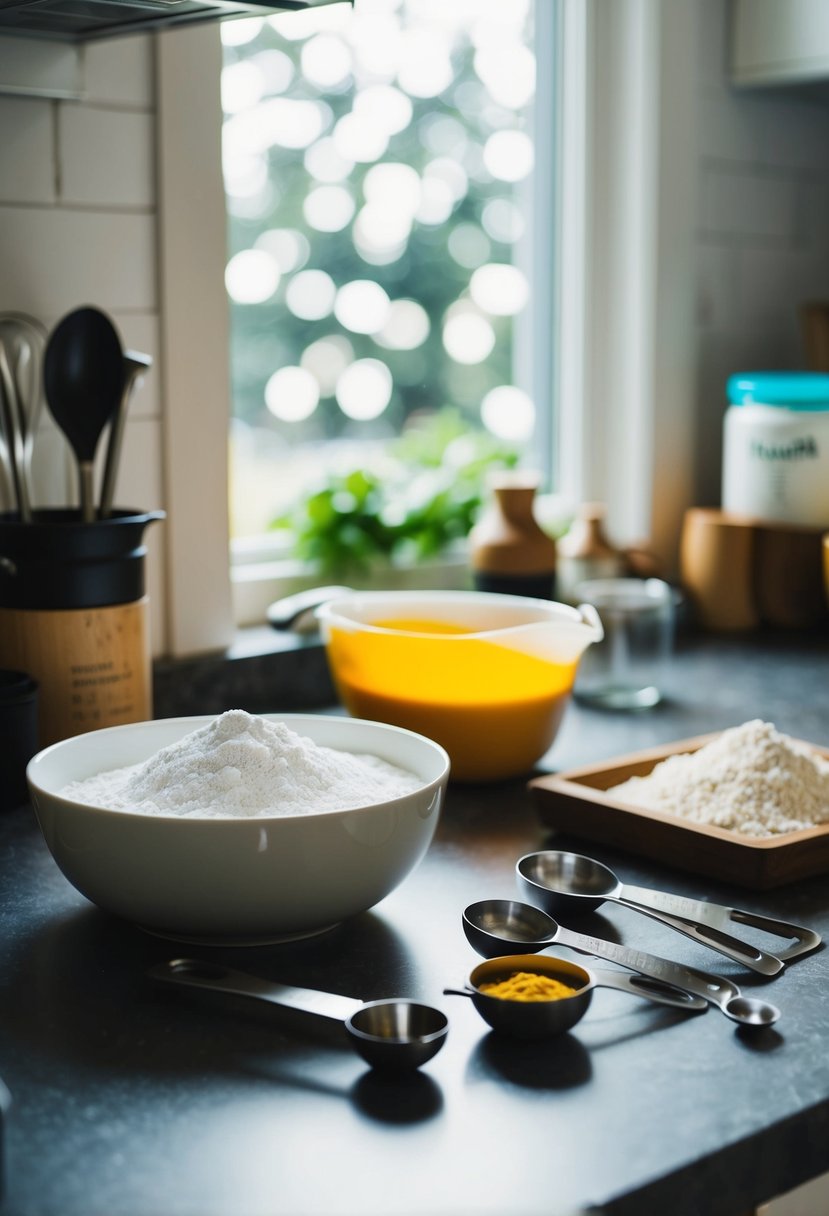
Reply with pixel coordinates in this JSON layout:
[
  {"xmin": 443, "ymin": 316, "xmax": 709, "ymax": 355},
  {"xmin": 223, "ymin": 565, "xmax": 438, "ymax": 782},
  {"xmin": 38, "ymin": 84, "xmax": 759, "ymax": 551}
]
[
  {"xmin": 61, "ymin": 710, "xmax": 422, "ymax": 818},
  {"xmin": 607, "ymin": 719, "xmax": 829, "ymax": 838}
]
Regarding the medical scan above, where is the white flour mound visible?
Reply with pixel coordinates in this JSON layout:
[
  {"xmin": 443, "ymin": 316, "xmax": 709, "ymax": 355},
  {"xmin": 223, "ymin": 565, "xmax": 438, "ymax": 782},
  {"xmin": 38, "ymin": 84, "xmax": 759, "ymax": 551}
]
[
  {"xmin": 61, "ymin": 709, "xmax": 422, "ymax": 818},
  {"xmin": 607, "ymin": 719, "xmax": 829, "ymax": 838}
]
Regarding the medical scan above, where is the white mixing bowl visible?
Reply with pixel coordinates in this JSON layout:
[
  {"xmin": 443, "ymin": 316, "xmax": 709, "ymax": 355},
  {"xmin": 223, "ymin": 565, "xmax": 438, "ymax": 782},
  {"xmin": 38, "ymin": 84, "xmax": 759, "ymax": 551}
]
[{"xmin": 27, "ymin": 713, "xmax": 450, "ymax": 945}]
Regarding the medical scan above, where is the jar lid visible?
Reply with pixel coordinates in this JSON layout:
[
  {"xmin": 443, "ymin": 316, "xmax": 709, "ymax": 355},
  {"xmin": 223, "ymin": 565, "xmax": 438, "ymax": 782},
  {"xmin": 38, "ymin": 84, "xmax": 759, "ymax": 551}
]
[{"xmin": 727, "ymin": 372, "xmax": 829, "ymax": 410}]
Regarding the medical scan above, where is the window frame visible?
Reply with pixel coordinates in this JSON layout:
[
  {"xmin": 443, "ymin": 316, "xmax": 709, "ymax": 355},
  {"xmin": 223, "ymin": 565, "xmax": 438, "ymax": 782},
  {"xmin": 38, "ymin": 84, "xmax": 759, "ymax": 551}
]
[{"xmin": 156, "ymin": 0, "xmax": 698, "ymax": 657}]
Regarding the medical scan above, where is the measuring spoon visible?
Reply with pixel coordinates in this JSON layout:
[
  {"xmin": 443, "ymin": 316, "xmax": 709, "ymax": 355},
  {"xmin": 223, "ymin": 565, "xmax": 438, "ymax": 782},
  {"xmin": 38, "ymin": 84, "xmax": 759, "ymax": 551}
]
[
  {"xmin": 463, "ymin": 899, "xmax": 780, "ymax": 1027},
  {"xmin": 445, "ymin": 953, "xmax": 703, "ymax": 1040},
  {"xmin": 150, "ymin": 958, "xmax": 448, "ymax": 1072},
  {"xmin": 517, "ymin": 851, "xmax": 818, "ymax": 975}
]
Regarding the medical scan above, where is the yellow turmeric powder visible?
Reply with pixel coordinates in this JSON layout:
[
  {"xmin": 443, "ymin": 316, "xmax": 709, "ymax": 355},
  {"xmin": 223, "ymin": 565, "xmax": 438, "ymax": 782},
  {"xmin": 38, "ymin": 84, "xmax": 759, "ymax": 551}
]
[{"xmin": 478, "ymin": 970, "xmax": 577, "ymax": 1002}]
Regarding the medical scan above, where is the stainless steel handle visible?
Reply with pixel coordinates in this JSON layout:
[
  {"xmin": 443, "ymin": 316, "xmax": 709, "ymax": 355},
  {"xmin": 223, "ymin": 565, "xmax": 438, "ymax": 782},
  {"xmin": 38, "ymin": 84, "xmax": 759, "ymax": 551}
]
[
  {"xmin": 554, "ymin": 924, "xmax": 738, "ymax": 1007},
  {"xmin": 589, "ymin": 968, "xmax": 706, "ymax": 1011},
  {"xmin": 621, "ymin": 883, "xmax": 820, "ymax": 960},
  {"xmin": 728, "ymin": 910, "xmax": 821, "ymax": 962},
  {"xmin": 149, "ymin": 958, "xmax": 364, "ymax": 1023},
  {"xmin": 614, "ymin": 890, "xmax": 784, "ymax": 976}
]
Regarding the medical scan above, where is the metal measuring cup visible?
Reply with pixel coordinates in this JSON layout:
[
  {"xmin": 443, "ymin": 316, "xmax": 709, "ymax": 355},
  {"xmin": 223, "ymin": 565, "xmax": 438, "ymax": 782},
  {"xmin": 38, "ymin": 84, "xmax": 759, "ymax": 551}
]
[
  {"xmin": 445, "ymin": 953, "xmax": 701, "ymax": 1040},
  {"xmin": 150, "ymin": 959, "xmax": 449, "ymax": 1072}
]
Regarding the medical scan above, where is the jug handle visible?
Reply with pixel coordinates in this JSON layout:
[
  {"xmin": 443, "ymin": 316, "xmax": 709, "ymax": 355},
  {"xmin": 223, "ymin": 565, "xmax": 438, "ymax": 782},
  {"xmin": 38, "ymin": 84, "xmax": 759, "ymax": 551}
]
[{"xmin": 577, "ymin": 601, "xmax": 604, "ymax": 641}]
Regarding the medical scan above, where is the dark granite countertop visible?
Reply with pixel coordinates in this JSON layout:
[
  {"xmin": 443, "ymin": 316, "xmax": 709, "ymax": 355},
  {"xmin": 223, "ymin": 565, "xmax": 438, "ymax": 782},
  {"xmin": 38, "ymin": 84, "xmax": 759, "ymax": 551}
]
[{"xmin": 2, "ymin": 629, "xmax": 829, "ymax": 1216}]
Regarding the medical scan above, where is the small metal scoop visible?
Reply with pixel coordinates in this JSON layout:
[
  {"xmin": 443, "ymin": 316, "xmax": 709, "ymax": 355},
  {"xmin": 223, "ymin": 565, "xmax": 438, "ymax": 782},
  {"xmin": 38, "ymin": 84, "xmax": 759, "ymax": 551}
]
[
  {"xmin": 517, "ymin": 851, "xmax": 820, "ymax": 975},
  {"xmin": 445, "ymin": 953, "xmax": 700, "ymax": 1040},
  {"xmin": 150, "ymin": 959, "xmax": 448, "ymax": 1072},
  {"xmin": 463, "ymin": 900, "xmax": 781, "ymax": 1027}
]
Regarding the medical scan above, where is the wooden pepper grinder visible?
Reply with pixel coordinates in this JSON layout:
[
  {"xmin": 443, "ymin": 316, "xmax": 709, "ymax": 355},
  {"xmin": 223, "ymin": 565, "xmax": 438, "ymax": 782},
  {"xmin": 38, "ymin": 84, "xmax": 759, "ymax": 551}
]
[{"xmin": 470, "ymin": 471, "xmax": 557, "ymax": 599}]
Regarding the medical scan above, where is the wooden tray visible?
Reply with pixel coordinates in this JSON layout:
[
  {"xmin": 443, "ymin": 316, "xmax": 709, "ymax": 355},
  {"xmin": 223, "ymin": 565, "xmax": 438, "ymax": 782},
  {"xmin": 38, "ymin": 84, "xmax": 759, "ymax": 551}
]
[{"xmin": 529, "ymin": 732, "xmax": 829, "ymax": 890}]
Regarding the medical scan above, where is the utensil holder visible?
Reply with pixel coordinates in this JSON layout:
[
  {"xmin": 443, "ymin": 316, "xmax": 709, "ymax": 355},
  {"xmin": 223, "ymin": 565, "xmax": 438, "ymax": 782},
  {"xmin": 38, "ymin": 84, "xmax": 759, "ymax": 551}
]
[{"xmin": 0, "ymin": 508, "xmax": 164, "ymax": 746}]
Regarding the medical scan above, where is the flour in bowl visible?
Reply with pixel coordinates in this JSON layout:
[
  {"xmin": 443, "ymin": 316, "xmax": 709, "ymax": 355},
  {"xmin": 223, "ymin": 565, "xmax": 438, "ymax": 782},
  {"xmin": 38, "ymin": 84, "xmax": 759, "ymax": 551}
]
[
  {"xmin": 61, "ymin": 710, "xmax": 422, "ymax": 817},
  {"xmin": 607, "ymin": 720, "xmax": 829, "ymax": 837}
]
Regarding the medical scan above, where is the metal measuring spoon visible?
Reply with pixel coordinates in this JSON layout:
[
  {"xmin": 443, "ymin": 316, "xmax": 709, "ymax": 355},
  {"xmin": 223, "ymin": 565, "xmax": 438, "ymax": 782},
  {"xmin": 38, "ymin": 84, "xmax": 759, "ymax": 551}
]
[
  {"xmin": 516, "ymin": 851, "xmax": 812, "ymax": 976},
  {"xmin": 463, "ymin": 900, "xmax": 781, "ymax": 1027},
  {"xmin": 150, "ymin": 958, "xmax": 448, "ymax": 1072},
  {"xmin": 445, "ymin": 952, "xmax": 702, "ymax": 1040}
]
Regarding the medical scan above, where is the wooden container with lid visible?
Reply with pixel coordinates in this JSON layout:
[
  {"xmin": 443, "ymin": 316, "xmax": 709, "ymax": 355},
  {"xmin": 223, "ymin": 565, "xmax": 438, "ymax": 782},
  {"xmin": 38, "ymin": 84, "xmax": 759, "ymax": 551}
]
[{"xmin": 469, "ymin": 472, "xmax": 557, "ymax": 600}]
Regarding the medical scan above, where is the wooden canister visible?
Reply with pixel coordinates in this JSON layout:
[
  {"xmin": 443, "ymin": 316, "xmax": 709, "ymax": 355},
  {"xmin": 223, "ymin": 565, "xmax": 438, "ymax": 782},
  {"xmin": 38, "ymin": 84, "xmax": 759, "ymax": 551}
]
[
  {"xmin": 679, "ymin": 508, "xmax": 759, "ymax": 630},
  {"xmin": 679, "ymin": 507, "xmax": 827, "ymax": 631},
  {"xmin": 0, "ymin": 599, "xmax": 151, "ymax": 747}
]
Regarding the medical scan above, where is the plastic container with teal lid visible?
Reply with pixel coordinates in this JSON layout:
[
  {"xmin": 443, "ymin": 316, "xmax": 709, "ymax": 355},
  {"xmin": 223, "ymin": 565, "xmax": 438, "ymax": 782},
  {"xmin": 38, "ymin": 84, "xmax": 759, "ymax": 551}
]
[{"xmin": 722, "ymin": 372, "xmax": 829, "ymax": 528}]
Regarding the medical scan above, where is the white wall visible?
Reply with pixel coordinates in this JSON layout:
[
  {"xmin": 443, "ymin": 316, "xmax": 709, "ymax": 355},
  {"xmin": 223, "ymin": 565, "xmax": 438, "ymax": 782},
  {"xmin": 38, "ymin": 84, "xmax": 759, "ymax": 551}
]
[
  {"xmin": 693, "ymin": 0, "xmax": 829, "ymax": 507},
  {"xmin": 0, "ymin": 35, "xmax": 168, "ymax": 654}
]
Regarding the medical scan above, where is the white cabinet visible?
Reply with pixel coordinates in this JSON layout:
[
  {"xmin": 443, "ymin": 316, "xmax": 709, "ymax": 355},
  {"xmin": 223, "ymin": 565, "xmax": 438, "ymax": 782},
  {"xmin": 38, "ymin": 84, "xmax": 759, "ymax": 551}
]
[{"xmin": 732, "ymin": 0, "xmax": 829, "ymax": 86}]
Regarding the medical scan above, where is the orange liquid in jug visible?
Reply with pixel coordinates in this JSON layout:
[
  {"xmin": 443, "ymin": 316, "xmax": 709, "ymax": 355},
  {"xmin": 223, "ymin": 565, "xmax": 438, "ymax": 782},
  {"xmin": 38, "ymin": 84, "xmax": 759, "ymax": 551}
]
[{"xmin": 326, "ymin": 617, "xmax": 578, "ymax": 783}]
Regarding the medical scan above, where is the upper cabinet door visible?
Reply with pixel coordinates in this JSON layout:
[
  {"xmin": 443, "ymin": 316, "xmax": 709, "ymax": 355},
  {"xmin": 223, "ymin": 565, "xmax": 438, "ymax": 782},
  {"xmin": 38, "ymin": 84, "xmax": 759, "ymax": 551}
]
[{"xmin": 732, "ymin": 0, "xmax": 829, "ymax": 86}]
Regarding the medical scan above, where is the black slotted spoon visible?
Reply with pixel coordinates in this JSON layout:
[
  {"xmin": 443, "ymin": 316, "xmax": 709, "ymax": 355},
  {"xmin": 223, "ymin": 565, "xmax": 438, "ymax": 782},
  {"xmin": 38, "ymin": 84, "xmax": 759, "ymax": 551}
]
[{"xmin": 44, "ymin": 307, "xmax": 125, "ymax": 522}]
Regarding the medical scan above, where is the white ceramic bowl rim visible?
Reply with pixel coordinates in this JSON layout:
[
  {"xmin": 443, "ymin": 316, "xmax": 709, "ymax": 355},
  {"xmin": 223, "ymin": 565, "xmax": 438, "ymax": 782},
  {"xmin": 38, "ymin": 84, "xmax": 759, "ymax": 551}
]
[{"xmin": 27, "ymin": 713, "xmax": 451, "ymax": 824}]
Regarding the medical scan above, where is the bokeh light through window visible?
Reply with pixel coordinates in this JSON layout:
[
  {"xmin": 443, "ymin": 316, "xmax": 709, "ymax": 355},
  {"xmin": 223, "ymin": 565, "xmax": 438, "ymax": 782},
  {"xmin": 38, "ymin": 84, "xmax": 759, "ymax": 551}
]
[{"xmin": 223, "ymin": 0, "xmax": 535, "ymax": 540}]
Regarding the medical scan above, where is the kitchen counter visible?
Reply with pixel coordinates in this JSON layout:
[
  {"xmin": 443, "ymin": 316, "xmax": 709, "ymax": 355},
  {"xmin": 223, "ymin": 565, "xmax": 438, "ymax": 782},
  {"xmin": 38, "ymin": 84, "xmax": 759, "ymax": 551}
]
[{"xmin": 1, "ymin": 632, "xmax": 829, "ymax": 1216}]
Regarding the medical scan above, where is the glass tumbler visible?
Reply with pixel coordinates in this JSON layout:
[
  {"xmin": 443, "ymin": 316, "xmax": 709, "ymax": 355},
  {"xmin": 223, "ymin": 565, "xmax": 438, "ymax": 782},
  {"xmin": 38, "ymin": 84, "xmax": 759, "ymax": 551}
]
[{"xmin": 573, "ymin": 578, "xmax": 675, "ymax": 710}]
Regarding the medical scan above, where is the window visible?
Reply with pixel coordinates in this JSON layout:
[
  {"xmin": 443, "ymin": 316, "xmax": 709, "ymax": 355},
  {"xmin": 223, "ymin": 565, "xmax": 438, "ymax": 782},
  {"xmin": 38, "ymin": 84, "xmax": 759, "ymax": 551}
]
[
  {"xmin": 156, "ymin": 2, "xmax": 687, "ymax": 655},
  {"xmin": 220, "ymin": 0, "xmax": 548, "ymax": 619}
]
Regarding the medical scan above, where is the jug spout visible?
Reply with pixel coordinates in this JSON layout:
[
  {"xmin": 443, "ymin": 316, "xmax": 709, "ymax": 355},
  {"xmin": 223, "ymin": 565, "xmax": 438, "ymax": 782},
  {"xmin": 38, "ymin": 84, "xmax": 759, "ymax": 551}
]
[{"xmin": 500, "ymin": 603, "xmax": 603, "ymax": 665}]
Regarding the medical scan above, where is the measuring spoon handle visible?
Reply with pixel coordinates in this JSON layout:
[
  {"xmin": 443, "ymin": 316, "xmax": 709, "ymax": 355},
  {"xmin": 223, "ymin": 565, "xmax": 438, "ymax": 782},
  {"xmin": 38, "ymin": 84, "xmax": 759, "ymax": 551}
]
[
  {"xmin": 622, "ymin": 883, "xmax": 821, "ymax": 963},
  {"xmin": 613, "ymin": 890, "xmax": 783, "ymax": 976},
  {"xmin": 589, "ymin": 968, "xmax": 705, "ymax": 1011},
  {"xmin": 553, "ymin": 924, "xmax": 735, "ymax": 1008},
  {"xmin": 149, "ymin": 958, "xmax": 364, "ymax": 1023}
]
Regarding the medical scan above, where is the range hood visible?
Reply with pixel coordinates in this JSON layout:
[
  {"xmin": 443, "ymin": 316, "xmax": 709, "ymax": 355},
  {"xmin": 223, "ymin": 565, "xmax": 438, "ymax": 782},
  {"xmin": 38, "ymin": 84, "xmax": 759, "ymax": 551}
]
[{"xmin": 0, "ymin": 0, "xmax": 349, "ymax": 42}]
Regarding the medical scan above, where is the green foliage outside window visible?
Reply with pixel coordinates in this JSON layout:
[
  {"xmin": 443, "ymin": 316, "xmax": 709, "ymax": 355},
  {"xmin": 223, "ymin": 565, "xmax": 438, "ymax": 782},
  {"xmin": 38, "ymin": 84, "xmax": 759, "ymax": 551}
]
[{"xmin": 271, "ymin": 408, "xmax": 519, "ymax": 575}]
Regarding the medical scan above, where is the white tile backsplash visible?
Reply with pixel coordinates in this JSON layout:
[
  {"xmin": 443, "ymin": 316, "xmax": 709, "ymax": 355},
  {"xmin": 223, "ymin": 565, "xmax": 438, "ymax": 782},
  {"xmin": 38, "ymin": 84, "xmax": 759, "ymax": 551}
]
[
  {"xmin": 700, "ymin": 161, "xmax": 799, "ymax": 241},
  {"xmin": 696, "ymin": 243, "xmax": 741, "ymax": 330},
  {"xmin": 57, "ymin": 104, "xmax": 155, "ymax": 207},
  {"xmin": 80, "ymin": 34, "xmax": 156, "ymax": 109},
  {"xmin": 0, "ymin": 206, "xmax": 157, "ymax": 318},
  {"xmin": 0, "ymin": 96, "xmax": 56, "ymax": 204}
]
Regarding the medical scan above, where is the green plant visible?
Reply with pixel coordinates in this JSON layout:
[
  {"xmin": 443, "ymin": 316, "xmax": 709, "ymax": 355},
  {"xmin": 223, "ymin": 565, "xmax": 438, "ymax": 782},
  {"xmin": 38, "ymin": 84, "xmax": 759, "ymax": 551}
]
[{"xmin": 271, "ymin": 410, "xmax": 519, "ymax": 575}]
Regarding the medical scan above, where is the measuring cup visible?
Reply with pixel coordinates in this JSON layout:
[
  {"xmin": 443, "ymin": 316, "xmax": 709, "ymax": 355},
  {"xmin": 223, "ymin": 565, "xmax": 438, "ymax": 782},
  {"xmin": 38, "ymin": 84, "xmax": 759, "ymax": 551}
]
[
  {"xmin": 463, "ymin": 899, "xmax": 781, "ymax": 1027},
  {"xmin": 150, "ymin": 959, "xmax": 449, "ymax": 1072},
  {"xmin": 517, "ymin": 851, "xmax": 820, "ymax": 974},
  {"xmin": 444, "ymin": 953, "xmax": 700, "ymax": 1040},
  {"xmin": 315, "ymin": 590, "xmax": 604, "ymax": 782}
]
